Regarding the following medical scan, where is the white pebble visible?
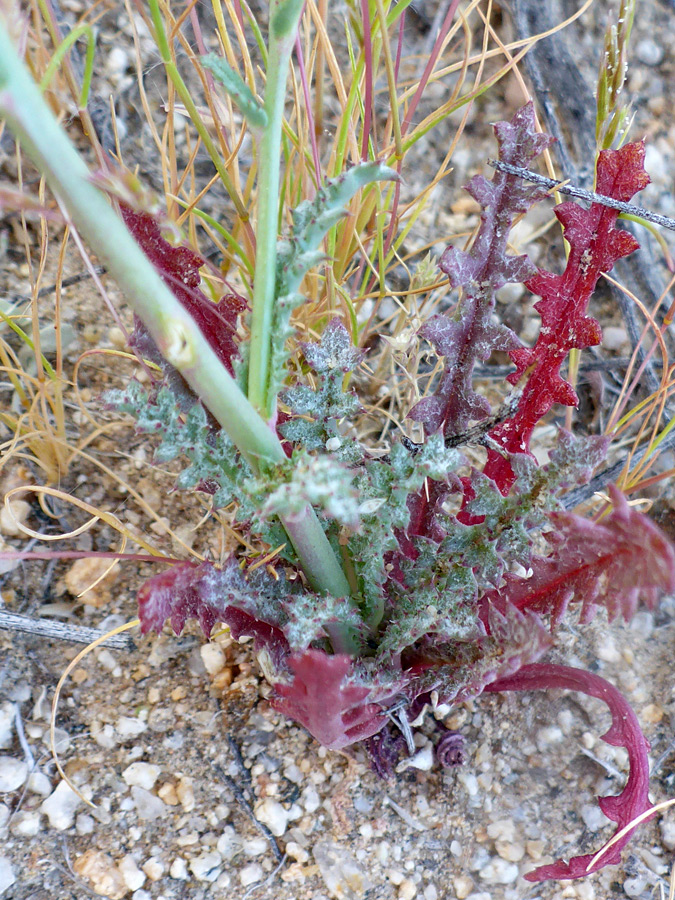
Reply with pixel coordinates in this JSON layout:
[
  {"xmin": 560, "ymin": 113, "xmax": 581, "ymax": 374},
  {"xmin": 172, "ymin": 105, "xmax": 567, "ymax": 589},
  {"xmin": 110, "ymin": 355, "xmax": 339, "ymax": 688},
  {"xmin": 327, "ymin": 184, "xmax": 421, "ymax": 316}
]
[
  {"xmin": 0, "ymin": 705, "xmax": 13, "ymax": 750},
  {"xmin": 40, "ymin": 780, "xmax": 82, "ymax": 830},
  {"xmin": 175, "ymin": 776, "xmax": 195, "ymax": 812},
  {"xmin": 580, "ymin": 803, "xmax": 610, "ymax": 832},
  {"xmin": 0, "ymin": 857, "xmax": 15, "ymax": 896},
  {"xmin": 239, "ymin": 862, "xmax": 263, "ymax": 886},
  {"xmin": 243, "ymin": 837, "xmax": 269, "ymax": 857},
  {"xmin": 123, "ymin": 762, "xmax": 160, "ymax": 790},
  {"xmin": 118, "ymin": 855, "xmax": 145, "ymax": 891},
  {"xmin": 285, "ymin": 841, "xmax": 309, "ymax": 863},
  {"xmin": 301, "ymin": 784, "xmax": 320, "ymax": 813},
  {"xmin": 660, "ymin": 818, "xmax": 675, "ymax": 850},
  {"xmin": 10, "ymin": 810, "xmax": 41, "ymax": 836},
  {"xmin": 458, "ymin": 772, "xmax": 479, "ymax": 797},
  {"xmin": 217, "ymin": 825, "xmax": 242, "ymax": 861},
  {"xmin": 189, "ymin": 850, "xmax": 222, "ymax": 882},
  {"xmin": 132, "ymin": 892, "xmax": 151, "ymax": 900},
  {"xmin": 0, "ymin": 499, "xmax": 30, "ymax": 536},
  {"xmin": 479, "ymin": 856, "xmax": 519, "ymax": 884},
  {"xmin": 26, "ymin": 771, "xmax": 52, "ymax": 796},
  {"xmin": 200, "ymin": 643, "xmax": 225, "ymax": 675},
  {"xmin": 602, "ymin": 326, "xmax": 628, "ymax": 351},
  {"xmin": 142, "ymin": 857, "xmax": 165, "ymax": 881},
  {"xmin": 399, "ymin": 879, "xmax": 417, "ymax": 900},
  {"xmin": 76, "ymin": 813, "xmax": 95, "ymax": 835},
  {"xmin": 169, "ymin": 857, "xmax": 188, "ymax": 880},
  {"xmin": 424, "ymin": 885, "xmax": 438, "ymax": 900},
  {"xmin": 535, "ymin": 725, "xmax": 563, "ymax": 751},
  {"xmin": 0, "ymin": 805, "xmax": 9, "ymax": 828},
  {"xmin": 486, "ymin": 818, "xmax": 516, "ymax": 842},
  {"xmin": 0, "ymin": 757, "xmax": 28, "ymax": 793},
  {"xmin": 116, "ymin": 717, "xmax": 147, "ymax": 738},
  {"xmin": 255, "ymin": 797, "xmax": 289, "ymax": 836},
  {"xmin": 131, "ymin": 786, "xmax": 166, "ymax": 821}
]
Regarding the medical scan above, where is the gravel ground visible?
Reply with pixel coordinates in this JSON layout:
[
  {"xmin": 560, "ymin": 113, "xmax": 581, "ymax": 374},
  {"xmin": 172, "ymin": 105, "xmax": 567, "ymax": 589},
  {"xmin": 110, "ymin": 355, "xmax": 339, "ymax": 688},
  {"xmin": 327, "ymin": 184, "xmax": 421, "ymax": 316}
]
[{"xmin": 2, "ymin": 1, "xmax": 675, "ymax": 899}]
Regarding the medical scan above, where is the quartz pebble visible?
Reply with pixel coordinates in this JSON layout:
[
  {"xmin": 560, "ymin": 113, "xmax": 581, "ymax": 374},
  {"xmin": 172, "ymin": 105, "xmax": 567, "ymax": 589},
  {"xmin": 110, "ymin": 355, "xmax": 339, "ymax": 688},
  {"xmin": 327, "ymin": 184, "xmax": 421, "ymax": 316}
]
[
  {"xmin": 255, "ymin": 797, "xmax": 289, "ymax": 836},
  {"xmin": 580, "ymin": 803, "xmax": 610, "ymax": 832},
  {"xmin": 123, "ymin": 762, "xmax": 160, "ymax": 790},
  {"xmin": 217, "ymin": 825, "xmax": 242, "ymax": 860},
  {"xmin": 0, "ymin": 857, "xmax": 15, "ymax": 896},
  {"xmin": 40, "ymin": 780, "xmax": 82, "ymax": 830},
  {"xmin": 131, "ymin": 786, "xmax": 166, "ymax": 821},
  {"xmin": 453, "ymin": 875, "xmax": 474, "ymax": 899},
  {"xmin": 142, "ymin": 857, "xmax": 165, "ymax": 881},
  {"xmin": 189, "ymin": 850, "xmax": 222, "ymax": 882},
  {"xmin": 398, "ymin": 879, "xmax": 417, "ymax": 899},
  {"xmin": 602, "ymin": 326, "xmax": 628, "ymax": 351},
  {"xmin": 26, "ymin": 771, "xmax": 52, "ymax": 796},
  {"xmin": 200, "ymin": 643, "xmax": 226, "ymax": 675},
  {"xmin": 0, "ymin": 805, "xmax": 9, "ymax": 828},
  {"xmin": 175, "ymin": 776, "xmax": 195, "ymax": 812},
  {"xmin": 116, "ymin": 716, "xmax": 147, "ymax": 738},
  {"xmin": 0, "ymin": 704, "xmax": 13, "ymax": 749},
  {"xmin": 76, "ymin": 813, "xmax": 95, "ymax": 835},
  {"xmin": 478, "ymin": 856, "xmax": 519, "ymax": 884},
  {"xmin": 10, "ymin": 810, "xmax": 41, "ymax": 836},
  {"xmin": 314, "ymin": 841, "xmax": 372, "ymax": 899},
  {"xmin": 169, "ymin": 857, "xmax": 189, "ymax": 880},
  {"xmin": 119, "ymin": 855, "xmax": 146, "ymax": 891},
  {"xmin": 243, "ymin": 836, "xmax": 269, "ymax": 857},
  {"xmin": 73, "ymin": 850, "xmax": 127, "ymax": 900},
  {"xmin": 239, "ymin": 862, "xmax": 263, "ymax": 886},
  {"xmin": 660, "ymin": 818, "xmax": 675, "ymax": 850},
  {"xmin": 65, "ymin": 557, "xmax": 118, "ymax": 606},
  {"xmin": 0, "ymin": 757, "xmax": 28, "ymax": 793}
]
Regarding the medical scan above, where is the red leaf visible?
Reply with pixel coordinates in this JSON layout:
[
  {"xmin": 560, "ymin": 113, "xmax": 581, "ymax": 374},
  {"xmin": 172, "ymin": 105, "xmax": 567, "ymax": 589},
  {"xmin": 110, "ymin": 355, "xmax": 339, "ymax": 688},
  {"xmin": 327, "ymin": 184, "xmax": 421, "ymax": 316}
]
[
  {"xmin": 271, "ymin": 650, "xmax": 397, "ymax": 750},
  {"xmin": 486, "ymin": 663, "xmax": 652, "ymax": 881},
  {"xmin": 485, "ymin": 142, "xmax": 650, "ymax": 491},
  {"xmin": 485, "ymin": 485, "xmax": 675, "ymax": 627},
  {"xmin": 121, "ymin": 206, "xmax": 245, "ymax": 376}
]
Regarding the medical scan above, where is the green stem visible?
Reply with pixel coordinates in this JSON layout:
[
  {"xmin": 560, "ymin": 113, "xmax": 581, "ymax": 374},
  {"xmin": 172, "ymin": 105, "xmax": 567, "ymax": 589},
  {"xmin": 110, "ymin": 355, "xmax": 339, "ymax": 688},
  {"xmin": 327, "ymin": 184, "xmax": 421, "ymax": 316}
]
[
  {"xmin": 0, "ymin": 19, "xmax": 351, "ymax": 603},
  {"xmin": 247, "ymin": 0, "xmax": 304, "ymax": 418}
]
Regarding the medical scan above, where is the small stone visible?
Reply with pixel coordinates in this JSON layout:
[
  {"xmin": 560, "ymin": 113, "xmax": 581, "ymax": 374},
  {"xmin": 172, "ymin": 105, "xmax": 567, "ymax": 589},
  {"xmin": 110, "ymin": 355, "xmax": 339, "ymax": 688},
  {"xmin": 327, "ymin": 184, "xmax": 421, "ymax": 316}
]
[
  {"xmin": 239, "ymin": 862, "xmax": 263, "ymax": 887},
  {"xmin": 636, "ymin": 38, "xmax": 664, "ymax": 66},
  {"xmin": 142, "ymin": 857, "xmax": 164, "ymax": 881},
  {"xmin": 0, "ymin": 704, "xmax": 13, "ymax": 750},
  {"xmin": 398, "ymin": 879, "xmax": 417, "ymax": 900},
  {"xmin": 453, "ymin": 875, "xmax": 474, "ymax": 899},
  {"xmin": 26, "ymin": 771, "xmax": 52, "ymax": 796},
  {"xmin": 535, "ymin": 725, "xmax": 563, "ymax": 751},
  {"xmin": 190, "ymin": 850, "xmax": 222, "ymax": 882},
  {"xmin": 495, "ymin": 841, "xmax": 524, "ymax": 862},
  {"xmin": 255, "ymin": 796, "xmax": 289, "ymax": 837},
  {"xmin": 130, "ymin": 786, "xmax": 166, "ymax": 821},
  {"xmin": 0, "ymin": 499, "xmax": 30, "ymax": 536},
  {"xmin": 641, "ymin": 703, "xmax": 664, "ymax": 724},
  {"xmin": 119, "ymin": 855, "xmax": 145, "ymax": 891},
  {"xmin": 479, "ymin": 856, "xmax": 519, "ymax": 884},
  {"xmin": 314, "ymin": 841, "xmax": 372, "ymax": 899},
  {"xmin": 10, "ymin": 809, "xmax": 42, "ymax": 836},
  {"xmin": 40, "ymin": 780, "xmax": 82, "ymax": 830},
  {"xmin": 76, "ymin": 813, "xmax": 95, "ymax": 835},
  {"xmin": 73, "ymin": 850, "xmax": 127, "ymax": 900},
  {"xmin": 580, "ymin": 803, "xmax": 610, "ymax": 832},
  {"xmin": 200, "ymin": 643, "xmax": 226, "ymax": 676},
  {"xmin": 486, "ymin": 818, "xmax": 516, "ymax": 842},
  {"xmin": 122, "ymin": 762, "xmax": 161, "ymax": 790},
  {"xmin": 624, "ymin": 874, "xmax": 649, "ymax": 897},
  {"xmin": 132, "ymin": 892, "xmax": 151, "ymax": 900},
  {"xmin": 169, "ymin": 857, "xmax": 189, "ymax": 880},
  {"xmin": 0, "ymin": 805, "xmax": 9, "ymax": 828},
  {"xmin": 65, "ymin": 557, "xmax": 118, "ymax": 606},
  {"xmin": 217, "ymin": 825, "xmax": 242, "ymax": 860},
  {"xmin": 175, "ymin": 776, "xmax": 195, "ymax": 812},
  {"xmin": 525, "ymin": 839, "xmax": 545, "ymax": 860},
  {"xmin": 602, "ymin": 326, "xmax": 628, "ymax": 351},
  {"xmin": 157, "ymin": 783, "xmax": 179, "ymax": 805},
  {"xmin": 0, "ymin": 757, "xmax": 28, "ymax": 793},
  {"xmin": 116, "ymin": 716, "xmax": 147, "ymax": 738},
  {"xmin": 660, "ymin": 818, "xmax": 675, "ymax": 850},
  {"xmin": 285, "ymin": 841, "xmax": 309, "ymax": 863},
  {"xmin": 243, "ymin": 837, "xmax": 269, "ymax": 857},
  {"xmin": 396, "ymin": 744, "xmax": 434, "ymax": 773},
  {"xmin": 0, "ymin": 857, "xmax": 16, "ymax": 896}
]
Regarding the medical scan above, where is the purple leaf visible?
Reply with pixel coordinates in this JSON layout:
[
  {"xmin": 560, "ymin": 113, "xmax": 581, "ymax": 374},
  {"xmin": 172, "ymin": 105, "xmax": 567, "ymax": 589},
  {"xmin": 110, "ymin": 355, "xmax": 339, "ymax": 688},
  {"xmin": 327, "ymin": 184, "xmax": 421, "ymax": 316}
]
[
  {"xmin": 409, "ymin": 102, "xmax": 553, "ymax": 438},
  {"xmin": 486, "ymin": 663, "xmax": 652, "ymax": 881}
]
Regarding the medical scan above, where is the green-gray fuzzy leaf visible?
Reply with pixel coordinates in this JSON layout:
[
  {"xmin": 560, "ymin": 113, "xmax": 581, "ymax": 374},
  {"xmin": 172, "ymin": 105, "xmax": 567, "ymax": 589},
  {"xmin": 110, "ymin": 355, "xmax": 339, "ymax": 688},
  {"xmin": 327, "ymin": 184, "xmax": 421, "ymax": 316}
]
[
  {"xmin": 267, "ymin": 161, "xmax": 398, "ymax": 410},
  {"xmin": 201, "ymin": 55, "xmax": 267, "ymax": 129},
  {"xmin": 280, "ymin": 591, "xmax": 366, "ymax": 652}
]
